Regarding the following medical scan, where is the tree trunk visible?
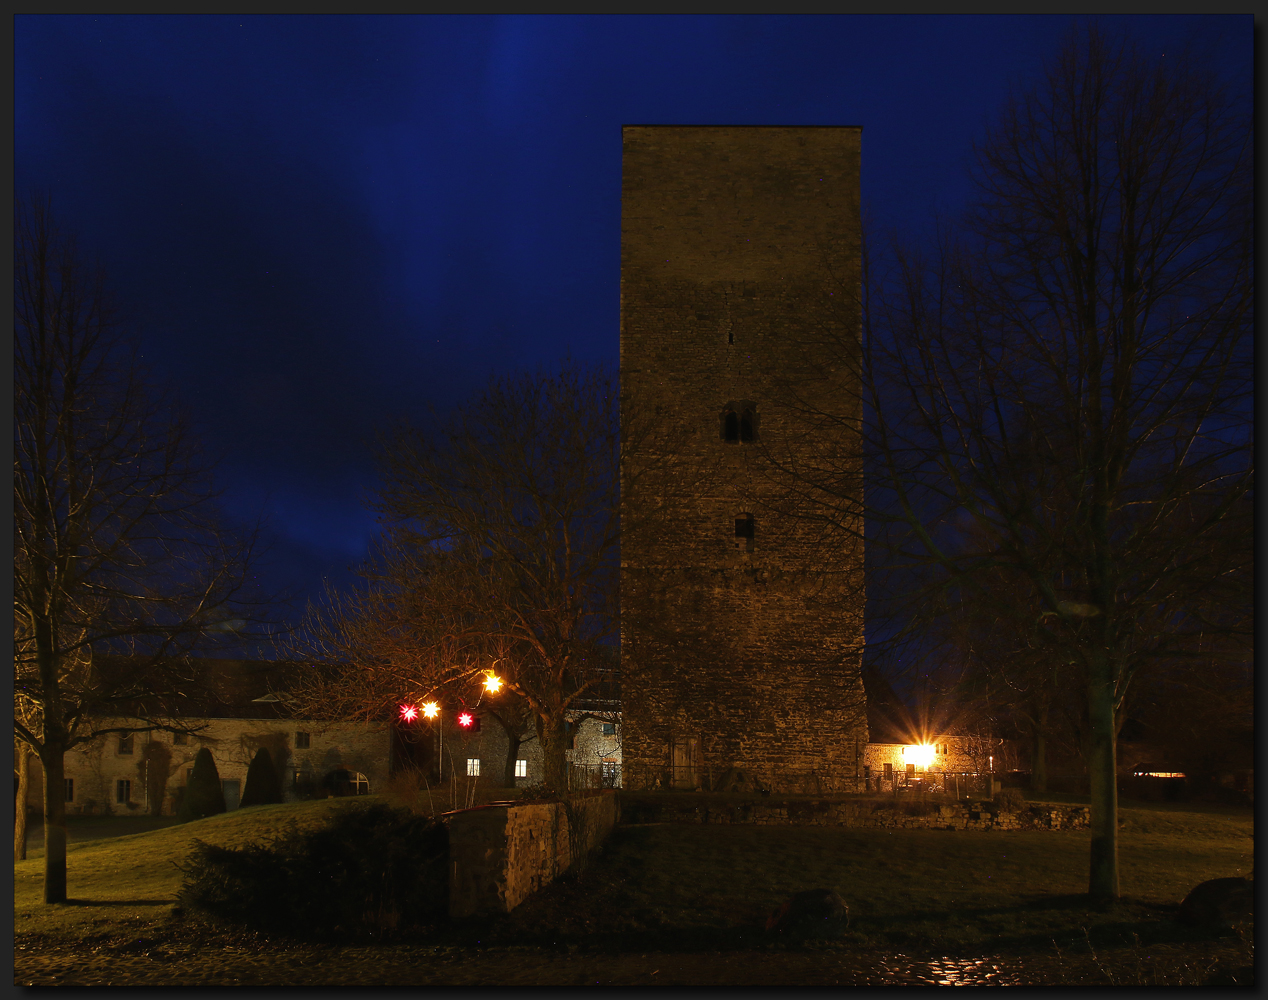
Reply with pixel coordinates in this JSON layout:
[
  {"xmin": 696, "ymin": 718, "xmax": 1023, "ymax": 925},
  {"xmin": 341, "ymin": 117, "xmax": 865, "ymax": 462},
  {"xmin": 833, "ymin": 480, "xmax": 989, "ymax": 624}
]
[
  {"xmin": 40, "ymin": 745, "xmax": 68, "ymax": 904},
  {"xmin": 1030, "ymin": 699, "xmax": 1049, "ymax": 794},
  {"xmin": 503, "ymin": 733, "xmax": 523, "ymax": 789},
  {"xmin": 1086, "ymin": 659, "xmax": 1119, "ymax": 902},
  {"xmin": 538, "ymin": 714, "xmax": 569, "ymax": 795},
  {"xmin": 14, "ymin": 744, "xmax": 31, "ymax": 862}
]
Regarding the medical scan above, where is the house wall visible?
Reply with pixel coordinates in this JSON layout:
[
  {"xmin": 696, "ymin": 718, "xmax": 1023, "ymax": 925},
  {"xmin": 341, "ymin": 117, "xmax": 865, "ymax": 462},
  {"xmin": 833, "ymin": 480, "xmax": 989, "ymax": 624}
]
[
  {"xmin": 620, "ymin": 126, "xmax": 868, "ymax": 792},
  {"xmin": 46, "ymin": 717, "xmax": 390, "ymax": 816},
  {"xmin": 863, "ymin": 738, "xmax": 1020, "ymax": 779}
]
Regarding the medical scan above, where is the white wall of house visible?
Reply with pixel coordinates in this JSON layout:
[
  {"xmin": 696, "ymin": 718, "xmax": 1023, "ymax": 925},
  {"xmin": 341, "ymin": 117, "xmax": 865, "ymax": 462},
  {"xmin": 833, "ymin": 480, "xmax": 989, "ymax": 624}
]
[{"xmin": 40, "ymin": 718, "xmax": 390, "ymax": 816}]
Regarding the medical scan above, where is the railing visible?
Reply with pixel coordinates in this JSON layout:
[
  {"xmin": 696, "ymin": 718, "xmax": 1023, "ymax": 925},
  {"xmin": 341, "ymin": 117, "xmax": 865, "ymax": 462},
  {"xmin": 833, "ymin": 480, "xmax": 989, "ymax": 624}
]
[
  {"xmin": 566, "ymin": 761, "xmax": 622, "ymax": 791},
  {"xmin": 619, "ymin": 763, "xmax": 1003, "ymax": 798}
]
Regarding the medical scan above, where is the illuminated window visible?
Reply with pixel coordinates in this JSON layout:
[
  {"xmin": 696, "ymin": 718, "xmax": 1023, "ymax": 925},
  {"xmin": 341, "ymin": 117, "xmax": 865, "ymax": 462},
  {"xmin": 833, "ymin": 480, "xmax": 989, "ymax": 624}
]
[
  {"xmin": 64, "ymin": 778, "xmax": 74, "ymax": 803},
  {"xmin": 116, "ymin": 779, "xmax": 131, "ymax": 804},
  {"xmin": 295, "ymin": 731, "xmax": 310, "ymax": 749},
  {"xmin": 173, "ymin": 732, "xmax": 189, "ymax": 745},
  {"xmin": 466, "ymin": 758, "xmax": 481, "ymax": 777},
  {"xmin": 514, "ymin": 759, "xmax": 527, "ymax": 778},
  {"xmin": 118, "ymin": 735, "xmax": 134, "ymax": 755}
]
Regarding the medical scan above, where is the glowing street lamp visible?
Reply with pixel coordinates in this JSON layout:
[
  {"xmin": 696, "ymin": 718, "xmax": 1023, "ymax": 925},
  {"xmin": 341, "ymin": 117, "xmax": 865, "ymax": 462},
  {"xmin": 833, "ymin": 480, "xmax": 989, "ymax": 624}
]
[
  {"xmin": 483, "ymin": 672, "xmax": 503, "ymax": 694},
  {"xmin": 421, "ymin": 701, "xmax": 440, "ymax": 720}
]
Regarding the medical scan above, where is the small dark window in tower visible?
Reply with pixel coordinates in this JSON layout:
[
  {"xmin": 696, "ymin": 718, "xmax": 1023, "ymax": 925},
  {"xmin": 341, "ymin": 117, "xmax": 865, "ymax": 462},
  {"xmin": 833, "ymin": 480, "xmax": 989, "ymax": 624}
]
[
  {"xmin": 735, "ymin": 513, "xmax": 755, "ymax": 552},
  {"xmin": 740, "ymin": 409, "xmax": 755, "ymax": 442},
  {"xmin": 723, "ymin": 410, "xmax": 739, "ymax": 443}
]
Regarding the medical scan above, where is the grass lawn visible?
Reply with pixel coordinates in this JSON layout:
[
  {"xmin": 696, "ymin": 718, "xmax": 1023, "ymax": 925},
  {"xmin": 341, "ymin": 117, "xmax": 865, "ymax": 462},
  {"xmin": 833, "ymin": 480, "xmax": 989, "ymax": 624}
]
[{"xmin": 14, "ymin": 794, "xmax": 1253, "ymax": 985}]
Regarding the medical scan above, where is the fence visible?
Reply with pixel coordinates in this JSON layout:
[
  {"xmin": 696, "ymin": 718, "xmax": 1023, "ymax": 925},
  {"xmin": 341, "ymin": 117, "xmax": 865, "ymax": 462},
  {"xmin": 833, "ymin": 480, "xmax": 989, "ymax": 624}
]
[
  {"xmin": 619, "ymin": 762, "xmax": 1003, "ymax": 798},
  {"xmin": 566, "ymin": 761, "xmax": 622, "ymax": 792}
]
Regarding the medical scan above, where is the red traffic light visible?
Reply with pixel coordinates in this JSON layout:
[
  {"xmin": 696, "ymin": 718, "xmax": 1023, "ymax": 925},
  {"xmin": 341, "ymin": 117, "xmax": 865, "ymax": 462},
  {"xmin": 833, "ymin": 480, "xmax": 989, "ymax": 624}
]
[
  {"xmin": 457, "ymin": 712, "xmax": 473, "ymax": 728},
  {"xmin": 400, "ymin": 704, "xmax": 418, "ymax": 722}
]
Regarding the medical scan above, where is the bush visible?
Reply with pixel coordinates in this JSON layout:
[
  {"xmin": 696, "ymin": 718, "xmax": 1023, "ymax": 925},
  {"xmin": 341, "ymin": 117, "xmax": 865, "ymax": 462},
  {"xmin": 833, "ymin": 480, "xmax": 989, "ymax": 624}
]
[
  {"xmin": 178, "ymin": 747, "xmax": 226, "ymax": 822},
  {"xmin": 240, "ymin": 747, "xmax": 283, "ymax": 807},
  {"xmin": 994, "ymin": 787, "xmax": 1026, "ymax": 813},
  {"xmin": 177, "ymin": 802, "xmax": 448, "ymax": 940}
]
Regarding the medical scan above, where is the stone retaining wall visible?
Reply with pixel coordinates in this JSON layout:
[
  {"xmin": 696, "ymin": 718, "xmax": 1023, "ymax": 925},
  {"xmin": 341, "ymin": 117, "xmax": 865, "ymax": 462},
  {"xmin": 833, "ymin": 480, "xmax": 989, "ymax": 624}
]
[
  {"xmin": 446, "ymin": 791, "xmax": 619, "ymax": 919},
  {"xmin": 620, "ymin": 795, "xmax": 1090, "ymax": 831}
]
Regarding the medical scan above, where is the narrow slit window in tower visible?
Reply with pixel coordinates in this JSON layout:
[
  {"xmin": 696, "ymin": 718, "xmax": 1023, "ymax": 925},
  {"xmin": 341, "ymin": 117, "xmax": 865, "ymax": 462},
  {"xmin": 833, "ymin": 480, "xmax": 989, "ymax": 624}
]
[
  {"xmin": 723, "ymin": 410, "xmax": 739, "ymax": 442},
  {"xmin": 740, "ymin": 409, "xmax": 755, "ymax": 442}
]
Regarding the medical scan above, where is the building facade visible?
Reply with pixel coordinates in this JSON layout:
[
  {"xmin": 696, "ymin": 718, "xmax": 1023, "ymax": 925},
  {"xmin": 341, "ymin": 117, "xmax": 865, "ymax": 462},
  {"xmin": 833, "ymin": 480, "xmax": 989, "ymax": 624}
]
[{"xmin": 620, "ymin": 125, "xmax": 868, "ymax": 793}]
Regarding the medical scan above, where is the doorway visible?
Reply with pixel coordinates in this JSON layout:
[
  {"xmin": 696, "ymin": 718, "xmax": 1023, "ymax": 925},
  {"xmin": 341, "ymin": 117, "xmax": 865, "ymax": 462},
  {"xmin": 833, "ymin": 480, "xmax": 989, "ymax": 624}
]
[{"xmin": 671, "ymin": 736, "xmax": 701, "ymax": 790}]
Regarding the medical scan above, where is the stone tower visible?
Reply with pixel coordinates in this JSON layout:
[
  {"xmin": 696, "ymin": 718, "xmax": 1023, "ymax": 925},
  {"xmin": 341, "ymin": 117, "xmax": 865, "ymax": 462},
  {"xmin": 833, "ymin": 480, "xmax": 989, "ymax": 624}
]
[{"xmin": 620, "ymin": 125, "xmax": 868, "ymax": 794}]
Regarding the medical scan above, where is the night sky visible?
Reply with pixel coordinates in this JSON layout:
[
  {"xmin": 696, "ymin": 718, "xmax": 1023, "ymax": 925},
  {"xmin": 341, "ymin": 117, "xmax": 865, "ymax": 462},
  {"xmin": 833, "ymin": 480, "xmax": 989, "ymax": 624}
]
[{"xmin": 15, "ymin": 14, "xmax": 1251, "ymax": 629}]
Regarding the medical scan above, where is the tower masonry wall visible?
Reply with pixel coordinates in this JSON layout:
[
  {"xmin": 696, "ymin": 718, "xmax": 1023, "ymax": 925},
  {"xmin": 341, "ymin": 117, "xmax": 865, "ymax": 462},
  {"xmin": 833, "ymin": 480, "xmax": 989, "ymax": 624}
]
[{"xmin": 620, "ymin": 126, "xmax": 867, "ymax": 792}]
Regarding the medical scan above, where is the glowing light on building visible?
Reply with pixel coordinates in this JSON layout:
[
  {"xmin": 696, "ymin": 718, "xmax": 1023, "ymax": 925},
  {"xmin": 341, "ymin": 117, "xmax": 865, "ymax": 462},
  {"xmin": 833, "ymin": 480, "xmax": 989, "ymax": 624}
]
[
  {"xmin": 399, "ymin": 704, "xmax": 418, "ymax": 722},
  {"xmin": 457, "ymin": 712, "xmax": 474, "ymax": 728},
  {"xmin": 483, "ymin": 673, "xmax": 502, "ymax": 693},
  {"xmin": 421, "ymin": 702, "xmax": 439, "ymax": 720},
  {"xmin": 906, "ymin": 743, "xmax": 936, "ymax": 769}
]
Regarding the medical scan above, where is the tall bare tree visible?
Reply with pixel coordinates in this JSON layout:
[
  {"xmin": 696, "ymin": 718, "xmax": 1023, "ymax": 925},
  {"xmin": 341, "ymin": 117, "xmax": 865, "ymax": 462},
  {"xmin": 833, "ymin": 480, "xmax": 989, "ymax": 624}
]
[
  {"xmin": 14, "ymin": 198, "xmax": 272, "ymax": 903},
  {"xmin": 859, "ymin": 27, "xmax": 1251, "ymax": 901},
  {"xmin": 293, "ymin": 366, "xmax": 619, "ymax": 794}
]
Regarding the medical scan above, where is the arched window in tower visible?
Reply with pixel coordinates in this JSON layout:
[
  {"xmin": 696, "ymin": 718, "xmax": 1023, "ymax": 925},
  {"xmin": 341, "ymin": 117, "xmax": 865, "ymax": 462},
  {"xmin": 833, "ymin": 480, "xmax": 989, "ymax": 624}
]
[
  {"xmin": 740, "ymin": 409, "xmax": 755, "ymax": 442},
  {"xmin": 723, "ymin": 409, "xmax": 739, "ymax": 443}
]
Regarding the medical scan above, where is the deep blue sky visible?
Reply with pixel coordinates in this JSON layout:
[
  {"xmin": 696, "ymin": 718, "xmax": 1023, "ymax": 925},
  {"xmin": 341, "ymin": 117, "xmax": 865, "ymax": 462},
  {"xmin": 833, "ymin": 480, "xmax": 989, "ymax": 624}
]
[{"xmin": 15, "ymin": 14, "xmax": 1252, "ymax": 628}]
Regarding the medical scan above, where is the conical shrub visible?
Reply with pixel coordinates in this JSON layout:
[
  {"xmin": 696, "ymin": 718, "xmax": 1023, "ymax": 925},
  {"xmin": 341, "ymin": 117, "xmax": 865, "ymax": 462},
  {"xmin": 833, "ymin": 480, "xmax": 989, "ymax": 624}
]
[
  {"xmin": 240, "ymin": 747, "xmax": 284, "ymax": 807},
  {"xmin": 178, "ymin": 747, "xmax": 226, "ymax": 822}
]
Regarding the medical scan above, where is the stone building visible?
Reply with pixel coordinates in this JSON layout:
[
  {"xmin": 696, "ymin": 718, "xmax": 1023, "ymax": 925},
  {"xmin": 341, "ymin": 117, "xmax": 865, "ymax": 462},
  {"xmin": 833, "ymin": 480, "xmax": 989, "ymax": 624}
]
[
  {"xmin": 28, "ymin": 660, "xmax": 391, "ymax": 817},
  {"xmin": 620, "ymin": 125, "xmax": 868, "ymax": 793}
]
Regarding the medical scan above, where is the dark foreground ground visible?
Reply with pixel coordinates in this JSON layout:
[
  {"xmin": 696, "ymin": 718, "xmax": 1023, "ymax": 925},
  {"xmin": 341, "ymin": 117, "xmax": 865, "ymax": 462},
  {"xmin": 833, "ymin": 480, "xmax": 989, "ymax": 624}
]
[{"xmin": 14, "ymin": 927, "xmax": 1254, "ymax": 986}]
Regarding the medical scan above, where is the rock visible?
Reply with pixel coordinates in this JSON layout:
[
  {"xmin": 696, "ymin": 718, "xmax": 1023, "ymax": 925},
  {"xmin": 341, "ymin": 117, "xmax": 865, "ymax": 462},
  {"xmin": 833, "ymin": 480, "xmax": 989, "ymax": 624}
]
[
  {"xmin": 765, "ymin": 889, "xmax": 849, "ymax": 936},
  {"xmin": 1178, "ymin": 876, "xmax": 1253, "ymax": 928}
]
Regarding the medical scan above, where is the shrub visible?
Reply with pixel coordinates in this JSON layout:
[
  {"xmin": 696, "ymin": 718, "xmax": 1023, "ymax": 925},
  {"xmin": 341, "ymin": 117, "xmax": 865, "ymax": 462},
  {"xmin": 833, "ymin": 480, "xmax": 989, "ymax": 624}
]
[
  {"xmin": 178, "ymin": 747, "xmax": 226, "ymax": 822},
  {"xmin": 994, "ymin": 787, "xmax": 1026, "ymax": 813},
  {"xmin": 240, "ymin": 747, "xmax": 283, "ymax": 807},
  {"xmin": 177, "ymin": 802, "xmax": 448, "ymax": 940}
]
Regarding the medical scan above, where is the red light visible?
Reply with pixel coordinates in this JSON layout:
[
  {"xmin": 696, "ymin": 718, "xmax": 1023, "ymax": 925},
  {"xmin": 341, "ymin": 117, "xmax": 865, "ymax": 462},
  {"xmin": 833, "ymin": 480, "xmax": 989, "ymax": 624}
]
[
  {"xmin": 457, "ymin": 712, "xmax": 473, "ymax": 728},
  {"xmin": 400, "ymin": 704, "xmax": 418, "ymax": 722}
]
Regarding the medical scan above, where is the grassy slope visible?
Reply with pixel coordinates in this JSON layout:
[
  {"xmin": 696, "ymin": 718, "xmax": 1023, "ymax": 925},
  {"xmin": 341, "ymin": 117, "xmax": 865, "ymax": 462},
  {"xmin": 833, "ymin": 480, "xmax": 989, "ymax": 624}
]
[{"xmin": 14, "ymin": 796, "xmax": 1253, "ymax": 956}]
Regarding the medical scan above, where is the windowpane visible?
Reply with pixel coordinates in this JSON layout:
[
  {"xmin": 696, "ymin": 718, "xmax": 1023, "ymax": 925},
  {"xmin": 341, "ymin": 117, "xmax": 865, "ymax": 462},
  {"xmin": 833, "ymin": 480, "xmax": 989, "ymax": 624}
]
[
  {"xmin": 514, "ymin": 759, "xmax": 527, "ymax": 778},
  {"xmin": 173, "ymin": 732, "xmax": 189, "ymax": 745},
  {"xmin": 466, "ymin": 758, "xmax": 481, "ymax": 777},
  {"xmin": 295, "ymin": 732, "xmax": 310, "ymax": 749},
  {"xmin": 602, "ymin": 723, "xmax": 616, "ymax": 736},
  {"xmin": 724, "ymin": 411, "xmax": 739, "ymax": 442},
  {"xmin": 64, "ymin": 778, "xmax": 74, "ymax": 803},
  {"xmin": 116, "ymin": 779, "xmax": 131, "ymax": 804},
  {"xmin": 118, "ymin": 735, "xmax": 134, "ymax": 755}
]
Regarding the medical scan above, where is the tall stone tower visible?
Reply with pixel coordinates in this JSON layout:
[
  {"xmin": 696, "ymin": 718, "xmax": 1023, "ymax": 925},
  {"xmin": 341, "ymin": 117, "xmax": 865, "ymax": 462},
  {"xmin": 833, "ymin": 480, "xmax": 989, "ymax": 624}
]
[{"xmin": 620, "ymin": 126, "xmax": 868, "ymax": 793}]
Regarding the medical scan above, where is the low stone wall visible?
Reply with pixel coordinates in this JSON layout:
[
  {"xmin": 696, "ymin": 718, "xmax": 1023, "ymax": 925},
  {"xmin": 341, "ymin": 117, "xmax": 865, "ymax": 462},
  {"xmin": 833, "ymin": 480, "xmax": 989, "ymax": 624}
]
[
  {"xmin": 446, "ymin": 791, "xmax": 618, "ymax": 919},
  {"xmin": 620, "ymin": 794, "xmax": 1090, "ymax": 832}
]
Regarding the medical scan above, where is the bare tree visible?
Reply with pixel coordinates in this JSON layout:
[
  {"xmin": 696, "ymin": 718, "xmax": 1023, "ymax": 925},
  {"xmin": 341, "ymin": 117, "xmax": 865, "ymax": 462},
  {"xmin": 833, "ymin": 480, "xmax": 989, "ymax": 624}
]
[
  {"xmin": 293, "ymin": 365, "xmax": 619, "ymax": 794},
  {"xmin": 860, "ymin": 27, "xmax": 1251, "ymax": 901},
  {"xmin": 14, "ymin": 198, "xmax": 274, "ymax": 903}
]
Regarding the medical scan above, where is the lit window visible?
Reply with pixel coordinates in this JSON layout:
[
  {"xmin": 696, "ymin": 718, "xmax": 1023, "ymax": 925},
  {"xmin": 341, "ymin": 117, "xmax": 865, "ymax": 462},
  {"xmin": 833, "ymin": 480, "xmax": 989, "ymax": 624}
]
[
  {"xmin": 116, "ymin": 779, "xmax": 131, "ymax": 804},
  {"xmin": 296, "ymin": 732, "xmax": 310, "ymax": 749},
  {"xmin": 118, "ymin": 735, "xmax": 134, "ymax": 755},
  {"xmin": 602, "ymin": 723, "xmax": 616, "ymax": 736},
  {"xmin": 514, "ymin": 759, "xmax": 527, "ymax": 778},
  {"xmin": 64, "ymin": 778, "xmax": 74, "ymax": 803},
  {"xmin": 466, "ymin": 758, "xmax": 481, "ymax": 777}
]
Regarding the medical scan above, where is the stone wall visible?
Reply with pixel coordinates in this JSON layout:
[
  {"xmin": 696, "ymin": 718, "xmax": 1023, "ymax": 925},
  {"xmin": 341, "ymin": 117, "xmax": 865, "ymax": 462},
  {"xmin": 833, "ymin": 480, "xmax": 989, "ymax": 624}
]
[
  {"xmin": 447, "ymin": 791, "xmax": 619, "ymax": 919},
  {"xmin": 619, "ymin": 794, "xmax": 1090, "ymax": 832},
  {"xmin": 620, "ymin": 126, "xmax": 868, "ymax": 792}
]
